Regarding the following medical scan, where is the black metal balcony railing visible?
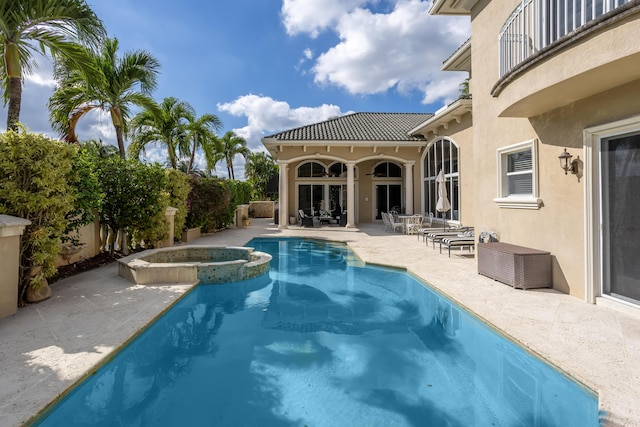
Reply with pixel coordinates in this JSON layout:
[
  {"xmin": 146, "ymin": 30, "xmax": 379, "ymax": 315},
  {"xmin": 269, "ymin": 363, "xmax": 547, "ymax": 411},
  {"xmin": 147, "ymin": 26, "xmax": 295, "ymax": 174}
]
[{"xmin": 499, "ymin": 0, "xmax": 633, "ymax": 77}]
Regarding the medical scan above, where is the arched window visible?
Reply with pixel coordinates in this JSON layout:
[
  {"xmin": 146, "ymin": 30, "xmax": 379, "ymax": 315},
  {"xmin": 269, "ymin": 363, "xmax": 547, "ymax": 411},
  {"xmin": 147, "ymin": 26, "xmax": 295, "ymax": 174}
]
[
  {"xmin": 423, "ymin": 138, "xmax": 460, "ymax": 222},
  {"xmin": 372, "ymin": 162, "xmax": 402, "ymax": 178},
  {"xmin": 328, "ymin": 162, "xmax": 346, "ymax": 177},
  {"xmin": 297, "ymin": 161, "xmax": 326, "ymax": 178}
]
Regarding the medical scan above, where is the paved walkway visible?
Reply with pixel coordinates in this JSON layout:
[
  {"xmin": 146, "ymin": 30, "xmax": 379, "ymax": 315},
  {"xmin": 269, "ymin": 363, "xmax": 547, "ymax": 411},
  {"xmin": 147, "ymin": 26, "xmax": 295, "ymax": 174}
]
[{"xmin": 1, "ymin": 218, "xmax": 638, "ymax": 426}]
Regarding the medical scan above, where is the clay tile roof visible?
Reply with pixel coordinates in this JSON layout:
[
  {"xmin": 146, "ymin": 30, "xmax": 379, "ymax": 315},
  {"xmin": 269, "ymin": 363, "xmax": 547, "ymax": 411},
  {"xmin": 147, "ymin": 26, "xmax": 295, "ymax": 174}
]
[{"xmin": 265, "ymin": 112, "xmax": 433, "ymax": 142}]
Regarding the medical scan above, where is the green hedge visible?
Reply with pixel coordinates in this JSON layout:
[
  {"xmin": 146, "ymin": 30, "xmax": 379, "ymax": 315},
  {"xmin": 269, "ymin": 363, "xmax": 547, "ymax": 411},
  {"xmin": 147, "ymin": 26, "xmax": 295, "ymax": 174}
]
[
  {"xmin": 95, "ymin": 157, "xmax": 167, "ymax": 252},
  {"xmin": 165, "ymin": 169, "xmax": 190, "ymax": 237},
  {"xmin": 0, "ymin": 130, "xmax": 77, "ymax": 303},
  {"xmin": 185, "ymin": 176, "xmax": 230, "ymax": 232}
]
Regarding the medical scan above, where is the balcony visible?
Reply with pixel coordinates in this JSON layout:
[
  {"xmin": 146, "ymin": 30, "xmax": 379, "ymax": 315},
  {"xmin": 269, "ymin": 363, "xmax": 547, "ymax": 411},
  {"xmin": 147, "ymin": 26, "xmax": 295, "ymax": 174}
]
[
  {"xmin": 493, "ymin": 0, "xmax": 640, "ymax": 117},
  {"xmin": 498, "ymin": 0, "xmax": 635, "ymax": 78}
]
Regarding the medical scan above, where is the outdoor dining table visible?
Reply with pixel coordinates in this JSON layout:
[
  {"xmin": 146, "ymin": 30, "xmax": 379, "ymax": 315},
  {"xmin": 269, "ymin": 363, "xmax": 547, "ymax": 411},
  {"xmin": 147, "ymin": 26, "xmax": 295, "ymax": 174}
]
[{"xmin": 396, "ymin": 214, "xmax": 418, "ymax": 234}]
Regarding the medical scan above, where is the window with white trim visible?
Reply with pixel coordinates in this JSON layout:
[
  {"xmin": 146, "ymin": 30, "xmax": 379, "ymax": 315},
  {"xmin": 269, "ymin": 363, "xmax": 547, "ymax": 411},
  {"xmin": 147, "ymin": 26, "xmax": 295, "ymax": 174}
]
[{"xmin": 494, "ymin": 139, "xmax": 542, "ymax": 209}]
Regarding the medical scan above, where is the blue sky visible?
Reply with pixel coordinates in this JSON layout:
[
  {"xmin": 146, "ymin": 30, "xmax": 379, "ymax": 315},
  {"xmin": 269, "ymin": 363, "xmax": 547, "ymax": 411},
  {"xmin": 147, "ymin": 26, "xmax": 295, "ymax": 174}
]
[{"xmin": 1, "ymin": 0, "xmax": 470, "ymax": 178}]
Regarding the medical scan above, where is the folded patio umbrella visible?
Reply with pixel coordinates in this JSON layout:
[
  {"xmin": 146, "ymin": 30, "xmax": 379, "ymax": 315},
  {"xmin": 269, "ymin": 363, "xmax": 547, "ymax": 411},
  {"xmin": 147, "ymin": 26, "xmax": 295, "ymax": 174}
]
[{"xmin": 436, "ymin": 170, "xmax": 451, "ymax": 231}]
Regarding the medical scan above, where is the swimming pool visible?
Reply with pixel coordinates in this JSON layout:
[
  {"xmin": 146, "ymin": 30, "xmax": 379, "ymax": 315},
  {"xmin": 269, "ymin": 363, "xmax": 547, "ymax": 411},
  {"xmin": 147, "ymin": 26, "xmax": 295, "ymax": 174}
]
[{"xmin": 33, "ymin": 238, "xmax": 599, "ymax": 426}]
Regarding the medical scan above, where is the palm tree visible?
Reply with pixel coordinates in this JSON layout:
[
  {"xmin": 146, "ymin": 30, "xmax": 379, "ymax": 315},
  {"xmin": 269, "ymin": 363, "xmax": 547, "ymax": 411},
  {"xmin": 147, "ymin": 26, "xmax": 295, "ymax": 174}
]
[
  {"xmin": 245, "ymin": 152, "xmax": 278, "ymax": 199},
  {"xmin": 1, "ymin": 0, "xmax": 106, "ymax": 131},
  {"xmin": 219, "ymin": 131, "xmax": 249, "ymax": 180},
  {"xmin": 185, "ymin": 113, "xmax": 223, "ymax": 174},
  {"xmin": 81, "ymin": 139, "xmax": 119, "ymax": 158},
  {"xmin": 128, "ymin": 97, "xmax": 194, "ymax": 168},
  {"xmin": 48, "ymin": 37, "xmax": 160, "ymax": 158}
]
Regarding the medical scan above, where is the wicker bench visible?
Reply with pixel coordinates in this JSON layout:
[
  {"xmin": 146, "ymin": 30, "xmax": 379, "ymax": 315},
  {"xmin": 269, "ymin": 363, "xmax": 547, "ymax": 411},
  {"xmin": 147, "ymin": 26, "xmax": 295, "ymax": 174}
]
[{"xmin": 477, "ymin": 242, "xmax": 551, "ymax": 289}]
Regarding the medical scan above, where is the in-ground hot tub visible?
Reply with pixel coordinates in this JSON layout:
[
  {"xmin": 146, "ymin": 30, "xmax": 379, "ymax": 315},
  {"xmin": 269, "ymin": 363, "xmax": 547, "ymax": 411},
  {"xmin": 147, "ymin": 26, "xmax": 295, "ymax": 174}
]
[{"xmin": 118, "ymin": 246, "xmax": 272, "ymax": 285}]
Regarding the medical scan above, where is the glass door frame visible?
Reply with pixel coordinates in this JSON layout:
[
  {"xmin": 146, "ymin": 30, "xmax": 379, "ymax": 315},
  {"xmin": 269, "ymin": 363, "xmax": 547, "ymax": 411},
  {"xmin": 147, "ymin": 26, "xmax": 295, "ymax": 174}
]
[
  {"xmin": 584, "ymin": 117, "xmax": 640, "ymax": 307},
  {"xmin": 296, "ymin": 182, "xmax": 358, "ymax": 221},
  {"xmin": 599, "ymin": 130, "xmax": 640, "ymax": 304},
  {"xmin": 373, "ymin": 182, "xmax": 403, "ymax": 222}
]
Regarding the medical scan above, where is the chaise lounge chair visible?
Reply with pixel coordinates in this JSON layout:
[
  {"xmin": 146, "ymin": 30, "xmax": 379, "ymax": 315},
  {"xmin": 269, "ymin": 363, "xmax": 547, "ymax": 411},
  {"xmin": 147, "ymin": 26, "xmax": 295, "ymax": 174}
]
[
  {"xmin": 426, "ymin": 227, "xmax": 473, "ymax": 249},
  {"xmin": 439, "ymin": 230, "xmax": 475, "ymax": 257}
]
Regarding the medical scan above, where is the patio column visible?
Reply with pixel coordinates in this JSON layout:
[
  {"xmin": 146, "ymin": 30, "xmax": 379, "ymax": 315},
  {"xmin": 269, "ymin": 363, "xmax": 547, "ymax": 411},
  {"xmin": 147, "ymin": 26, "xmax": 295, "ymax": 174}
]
[
  {"xmin": 277, "ymin": 161, "xmax": 289, "ymax": 229},
  {"xmin": 346, "ymin": 161, "xmax": 356, "ymax": 228},
  {"xmin": 404, "ymin": 161, "xmax": 415, "ymax": 214}
]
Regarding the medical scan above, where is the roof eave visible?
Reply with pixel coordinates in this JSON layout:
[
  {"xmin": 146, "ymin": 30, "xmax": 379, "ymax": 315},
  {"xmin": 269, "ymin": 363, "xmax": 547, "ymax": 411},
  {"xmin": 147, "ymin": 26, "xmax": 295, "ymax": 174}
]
[
  {"xmin": 442, "ymin": 39, "xmax": 472, "ymax": 72},
  {"xmin": 263, "ymin": 139, "xmax": 426, "ymax": 146},
  {"xmin": 429, "ymin": 0, "xmax": 477, "ymax": 15},
  {"xmin": 409, "ymin": 98, "xmax": 472, "ymax": 136}
]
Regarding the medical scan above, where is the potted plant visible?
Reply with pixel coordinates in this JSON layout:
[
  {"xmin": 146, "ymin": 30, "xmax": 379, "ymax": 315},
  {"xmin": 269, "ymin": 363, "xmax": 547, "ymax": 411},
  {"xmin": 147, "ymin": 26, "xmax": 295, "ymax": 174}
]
[{"xmin": 242, "ymin": 215, "xmax": 251, "ymax": 227}]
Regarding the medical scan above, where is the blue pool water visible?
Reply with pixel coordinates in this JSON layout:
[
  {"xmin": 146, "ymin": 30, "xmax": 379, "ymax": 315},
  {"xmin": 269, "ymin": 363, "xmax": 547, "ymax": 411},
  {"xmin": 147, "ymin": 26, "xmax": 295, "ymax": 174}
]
[{"xmin": 34, "ymin": 238, "xmax": 599, "ymax": 426}]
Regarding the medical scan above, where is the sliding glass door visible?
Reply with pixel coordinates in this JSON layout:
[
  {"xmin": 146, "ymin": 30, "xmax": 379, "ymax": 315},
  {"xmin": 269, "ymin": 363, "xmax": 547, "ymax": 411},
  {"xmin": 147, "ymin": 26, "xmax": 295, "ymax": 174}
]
[
  {"xmin": 601, "ymin": 131, "xmax": 640, "ymax": 303},
  {"xmin": 375, "ymin": 184, "xmax": 402, "ymax": 220},
  {"xmin": 298, "ymin": 185, "xmax": 324, "ymax": 216}
]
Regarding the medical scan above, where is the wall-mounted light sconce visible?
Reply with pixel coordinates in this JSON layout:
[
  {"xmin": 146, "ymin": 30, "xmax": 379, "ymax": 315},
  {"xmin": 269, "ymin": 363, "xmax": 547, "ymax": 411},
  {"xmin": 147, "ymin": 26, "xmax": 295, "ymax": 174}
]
[{"xmin": 559, "ymin": 148, "xmax": 578, "ymax": 175}]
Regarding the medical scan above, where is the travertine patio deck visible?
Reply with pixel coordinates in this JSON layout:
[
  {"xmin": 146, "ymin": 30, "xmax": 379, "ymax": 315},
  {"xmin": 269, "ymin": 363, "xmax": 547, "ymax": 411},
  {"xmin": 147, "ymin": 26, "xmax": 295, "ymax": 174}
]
[{"xmin": 1, "ymin": 218, "xmax": 638, "ymax": 426}]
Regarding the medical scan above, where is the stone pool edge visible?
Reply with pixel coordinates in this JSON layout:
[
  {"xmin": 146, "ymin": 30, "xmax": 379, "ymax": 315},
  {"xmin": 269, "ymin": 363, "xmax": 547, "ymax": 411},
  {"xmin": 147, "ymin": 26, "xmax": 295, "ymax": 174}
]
[{"xmin": 117, "ymin": 245, "xmax": 272, "ymax": 285}]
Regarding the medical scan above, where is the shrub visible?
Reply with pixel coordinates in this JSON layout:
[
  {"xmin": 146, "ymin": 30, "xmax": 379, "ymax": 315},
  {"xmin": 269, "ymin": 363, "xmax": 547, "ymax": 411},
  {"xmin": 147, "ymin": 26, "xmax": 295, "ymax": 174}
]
[
  {"xmin": 130, "ymin": 192, "xmax": 169, "ymax": 249},
  {"xmin": 95, "ymin": 157, "xmax": 167, "ymax": 253},
  {"xmin": 0, "ymin": 130, "xmax": 77, "ymax": 303},
  {"xmin": 224, "ymin": 179, "xmax": 253, "ymax": 222},
  {"xmin": 186, "ymin": 176, "xmax": 230, "ymax": 232},
  {"xmin": 165, "ymin": 169, "xmax": 190, "ymax": 236},
  {"xmin": 63, "ymin": 145, "xmax": 103, "ymax": 245}
]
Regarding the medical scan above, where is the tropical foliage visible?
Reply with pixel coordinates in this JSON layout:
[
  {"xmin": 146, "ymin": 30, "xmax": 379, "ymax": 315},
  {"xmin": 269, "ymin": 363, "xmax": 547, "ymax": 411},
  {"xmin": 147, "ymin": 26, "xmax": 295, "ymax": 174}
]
[
  {"xmin": 185, "ymin": 176, "xmax": 231, "ymax": 232},
  {"xmin": 164, "ymin": 169, "xmax": 191, "ymax": 236},
  {"xmin": 245, "ymin": 152, "xmax": 278, "ymax": 200},
  {"xmin": 218, "ymin": 131, "xmax": 249, "ymax": 179},
  {"xmin": 0, "ymin": 129, "xmax": 78, "ymax": 303},
  {"xmin": 0, "ymin": 2, "xmax": 275, "ymax": 312},
  {"xmin": 63, "ymin": 144, "xmax": 103, "ymax": 245},
  {"xmin": 128, "ymin": 97, "xmax": 194, "ymax": 168},
  {"xmin": 48, "ymin": 37, "xmax": 160, "ymax": 158},
  {"xmin": 185, "ymin": 113, "xmax": 223, "ymax": 174},
  {"xmin": 94, "ymin": 156, "xmax": 167, "ymax": 254},
  {"xmin": 459, "ymin": 78, "xmax": 470, "ymax": 97},
  {"xmin": 0, "ymin": 0, "xmax": 106, "ymax": 130}
]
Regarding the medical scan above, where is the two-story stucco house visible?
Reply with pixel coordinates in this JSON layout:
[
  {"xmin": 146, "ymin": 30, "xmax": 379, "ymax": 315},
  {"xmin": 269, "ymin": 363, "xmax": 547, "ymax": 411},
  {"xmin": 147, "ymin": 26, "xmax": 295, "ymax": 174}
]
[
  {"xmin": 429, "ymin": 0, "xmax": 640, "ymax": 308},
  {"xmin": 262, "ymin": 0, "xmax": 640, "ymax": 310}
]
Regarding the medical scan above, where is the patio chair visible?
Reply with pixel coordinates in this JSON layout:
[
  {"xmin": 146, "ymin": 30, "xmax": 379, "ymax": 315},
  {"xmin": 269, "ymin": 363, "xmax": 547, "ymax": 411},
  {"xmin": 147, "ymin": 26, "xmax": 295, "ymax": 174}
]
[
  {"xmin": 381, "ymin": 212, "xmax": 391, "ymax": 232},
  {"xmin": 405, "ymin": 214, "xmax": 424, "ymax": 235},
  {"xmin": 416, "ymin": 213, "xmax": 437, "ymax": 240},
  {"xmin": 299, "ymin": 209, "xmax": 314, "ymax": 227},
  {"xmin": 388, "ymin": 213, "xmax": 405, "ymax": 233}
]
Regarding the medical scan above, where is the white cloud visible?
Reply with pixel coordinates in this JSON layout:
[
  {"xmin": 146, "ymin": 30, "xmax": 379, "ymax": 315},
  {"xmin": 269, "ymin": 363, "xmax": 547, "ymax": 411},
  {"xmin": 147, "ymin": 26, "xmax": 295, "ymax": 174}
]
[
  {"xmin": 18, "ymin": 55, "xmax": 55, "ymax": 87},
  {"xmin": 281, "ymin": 0, "xmax": 368, "ymax": 38},
  {"xmin": 217, "ymin": 94, "xmax": 349, "ymax": 180},
  {"xmin": 218, "ymin": 94, "xmax": 347, "ymax": 149},
  {"xmin": 0, "ymin": 81, "xmax": 54, "ymax": 136},
  {"xmin": 286, "ymin": 0, "xmax": 470, "ymax": 106},
  {"xmin": 303, "ymin": 48, "xmax": 314, "ymax": 60}
]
